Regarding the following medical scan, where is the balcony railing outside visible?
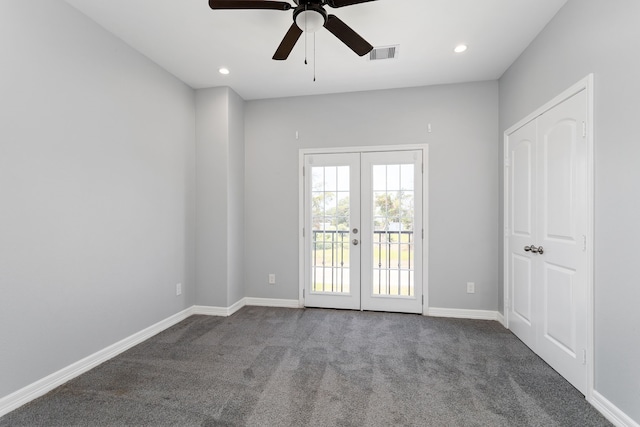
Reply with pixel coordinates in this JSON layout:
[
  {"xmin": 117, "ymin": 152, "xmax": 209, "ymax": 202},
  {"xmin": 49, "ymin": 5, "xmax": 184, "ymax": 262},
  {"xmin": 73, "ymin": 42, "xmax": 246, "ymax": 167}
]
[{"xmin": 312, "ymin": 229, "xmax": 414, "ymax": 297}]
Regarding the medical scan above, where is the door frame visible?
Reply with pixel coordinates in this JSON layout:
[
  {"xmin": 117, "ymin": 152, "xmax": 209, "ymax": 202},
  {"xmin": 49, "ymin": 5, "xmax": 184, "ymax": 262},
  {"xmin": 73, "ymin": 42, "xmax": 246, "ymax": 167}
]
[
  {"xmin": 299, "ymin": 144, "xmax": 429, "ymax": 315},
  {"xmin": 503, "ymin": 74, "xmax": 594, "ymax": 399}
]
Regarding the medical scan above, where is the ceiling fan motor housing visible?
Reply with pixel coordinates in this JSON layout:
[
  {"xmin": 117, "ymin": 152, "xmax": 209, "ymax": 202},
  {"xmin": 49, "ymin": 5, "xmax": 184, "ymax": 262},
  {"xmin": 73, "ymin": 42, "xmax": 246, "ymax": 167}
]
[{"xmin": 294, "ymin": 2, "xmax": 327, "ymax": 32}]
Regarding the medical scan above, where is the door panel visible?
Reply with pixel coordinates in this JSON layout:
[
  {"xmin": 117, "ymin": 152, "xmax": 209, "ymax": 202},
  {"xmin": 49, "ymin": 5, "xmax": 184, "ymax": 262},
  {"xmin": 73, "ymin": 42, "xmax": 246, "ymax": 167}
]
[
  {"xmin": 512, "ymin": 254, "xmax": 532, "ymax": 324},
  {"xmin": 304, "ymin": 153, "xmax": 360, "ymax": 310},
  {"xmin": 361, "ymin": 151, "xmax": 423, "ymax": 314},
  {"xmin": 543, "ymin": 120, "xmax": 577, "ymax": 241},
  {"xmin": 507, "ymin": 120, "xmax": 537, "ymax": 348},
  {"xmin": 536, "ymin": 90, "xmax": 588, "ymax": 394},
  {"xmin": 512, "ymin": 140, "xmax": 534, "ymax": 237},
  {"xmin": 543, "ymin": 263, "xmax": 577, "ymax": 356}
]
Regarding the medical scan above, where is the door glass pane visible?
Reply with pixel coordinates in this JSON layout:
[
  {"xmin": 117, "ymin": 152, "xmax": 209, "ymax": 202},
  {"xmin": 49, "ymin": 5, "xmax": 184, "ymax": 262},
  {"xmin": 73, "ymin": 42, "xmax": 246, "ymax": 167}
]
[
  {"xmin": 371, "ymin": 164, "xmax": 415, "ymax": 297},
  {"xmin": 311, "ymin": 166, "xmax": 350, "ymax": 294}
]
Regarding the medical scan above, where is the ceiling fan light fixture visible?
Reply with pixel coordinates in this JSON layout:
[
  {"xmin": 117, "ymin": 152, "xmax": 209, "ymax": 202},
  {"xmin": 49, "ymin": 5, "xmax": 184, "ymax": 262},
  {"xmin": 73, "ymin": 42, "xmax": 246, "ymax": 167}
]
[
  {"xmin": 219, "ymin": 67, "xmax": 230, "ymax": 75},
  {"xmin": 454, "ymin": 44, "xmax": 468, "ymax": 53},
  {"xmin": 295, "ymin": 9, "xmax": 326, "ymax": 33}
]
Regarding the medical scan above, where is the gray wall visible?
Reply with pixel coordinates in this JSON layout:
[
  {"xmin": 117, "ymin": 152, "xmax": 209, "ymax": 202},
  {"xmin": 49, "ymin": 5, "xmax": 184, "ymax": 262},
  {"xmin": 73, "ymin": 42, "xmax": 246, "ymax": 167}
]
[
  {"xmin": 244, "ymin": 82, "xmax": 499, "ymax": 310},
  {"xmin": 195, "ymin": 87, "xmax": 245, "ymax": 307},
  {"xmin": 0, "ymin": 0, "xmax": 196, "ymax": 398},
  {"xmin": 196, "ymin": 88, "xmax": 230, "ymax": 307},
  {"xmin": 227, "ymin": 90, "xmax": 246, "ymax": 306},
  {"xmin": 499, "ymin": 0, "xmax": 640, "ymax": 422}
]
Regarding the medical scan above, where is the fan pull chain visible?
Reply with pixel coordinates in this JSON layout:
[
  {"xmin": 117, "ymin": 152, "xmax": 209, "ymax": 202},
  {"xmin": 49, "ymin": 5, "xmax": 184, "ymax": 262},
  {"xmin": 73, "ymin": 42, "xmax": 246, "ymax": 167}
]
[
  {"xmin": 313, "ymin": 32, "xmax": 316, "ymax": 82},
  {"xmin": 304, "ymin": 5, "xmax": 308, "ymax": 65}
]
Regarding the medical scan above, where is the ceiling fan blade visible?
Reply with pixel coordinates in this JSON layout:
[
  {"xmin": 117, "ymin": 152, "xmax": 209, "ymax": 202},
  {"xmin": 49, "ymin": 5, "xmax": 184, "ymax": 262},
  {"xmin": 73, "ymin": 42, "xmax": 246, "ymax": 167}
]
[
  {"xmin": 209, "ymin": 0, "xmax": 292, "ymax": 11},
  {"xmin": 324, "ymin": 15, "xmax": 373, "ymax": 56},
  {"xmin": 273, "ymin": 23, "xmax": 303, "ymax": 60},
  {"xmin": 326, "ymin": 0, "xmax": 377, "ymax": 8}
]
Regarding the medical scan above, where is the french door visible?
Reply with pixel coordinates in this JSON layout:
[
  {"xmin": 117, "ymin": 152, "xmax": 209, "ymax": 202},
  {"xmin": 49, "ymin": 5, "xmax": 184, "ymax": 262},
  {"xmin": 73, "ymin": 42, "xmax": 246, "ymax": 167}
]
[{"xmin": 302, "ymin": 150, "xmax": 424, "ymax": 314}]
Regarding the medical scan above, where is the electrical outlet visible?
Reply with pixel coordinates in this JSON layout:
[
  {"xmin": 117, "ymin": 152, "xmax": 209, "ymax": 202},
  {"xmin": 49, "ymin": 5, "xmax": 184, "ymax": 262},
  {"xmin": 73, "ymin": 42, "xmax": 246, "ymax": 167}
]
[
  {"xmin": 467, "ymin": 282, "xmax": 475, "ymax": 294},
  {"xmin": 268, "ymin": 274, "xmax": 276, "ymax": 285},
  {"xmin": 176, "ymin": 283, "xmax": 182, "ymax": 296}
]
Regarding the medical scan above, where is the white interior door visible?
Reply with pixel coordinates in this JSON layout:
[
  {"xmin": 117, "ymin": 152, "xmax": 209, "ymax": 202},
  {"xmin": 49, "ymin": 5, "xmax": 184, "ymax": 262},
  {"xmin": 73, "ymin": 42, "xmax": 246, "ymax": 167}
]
[
  {"xmin": 303, "ymin": 150, "xmax": 424, "ymax": 314},
  {"xmin": 506, "ymin": 89, "xmax": 589, "ymax": 395},
  {"xmin": 506, "ymin": 120, "xmax": 537, "ymax": 349},
  {"xmin": 536, "ymin": 91, "xmax": 588, "ymax": 393}
]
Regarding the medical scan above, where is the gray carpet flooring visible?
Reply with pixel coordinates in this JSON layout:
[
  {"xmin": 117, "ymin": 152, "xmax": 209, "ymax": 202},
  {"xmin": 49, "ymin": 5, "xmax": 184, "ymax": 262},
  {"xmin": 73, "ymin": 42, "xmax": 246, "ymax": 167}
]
[{"xmin": 1, "ymin": 307, "xmax": 610, "ymax": 426}]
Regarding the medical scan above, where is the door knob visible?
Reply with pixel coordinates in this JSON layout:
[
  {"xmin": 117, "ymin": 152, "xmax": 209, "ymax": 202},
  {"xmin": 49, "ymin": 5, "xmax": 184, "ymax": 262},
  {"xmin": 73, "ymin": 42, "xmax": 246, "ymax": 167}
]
[
  {"xmin": 524, "ymin": 245, "xmax": 544, "ymax": 254},
  {"xmin": 352, "ymin": 239, "xmax": 359, "ymax": 246}
]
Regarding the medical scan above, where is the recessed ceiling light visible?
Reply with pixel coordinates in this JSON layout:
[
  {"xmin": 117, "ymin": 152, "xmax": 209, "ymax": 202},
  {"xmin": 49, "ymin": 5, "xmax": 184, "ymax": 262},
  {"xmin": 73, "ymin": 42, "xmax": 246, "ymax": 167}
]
[
  {"xmin": 454, "ymin": 44, "xmax": 468, "ymax": 53},
  {"xmin": 219, "ymin": 67, "xmax": 230, "ymax": 75}
]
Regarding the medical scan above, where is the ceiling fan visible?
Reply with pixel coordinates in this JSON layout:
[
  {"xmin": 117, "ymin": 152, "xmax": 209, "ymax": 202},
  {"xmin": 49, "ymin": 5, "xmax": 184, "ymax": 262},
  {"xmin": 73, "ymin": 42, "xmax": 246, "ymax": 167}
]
[{"xmin": 209, "ymin": 0, "xmax": 376, "ymax": 60}]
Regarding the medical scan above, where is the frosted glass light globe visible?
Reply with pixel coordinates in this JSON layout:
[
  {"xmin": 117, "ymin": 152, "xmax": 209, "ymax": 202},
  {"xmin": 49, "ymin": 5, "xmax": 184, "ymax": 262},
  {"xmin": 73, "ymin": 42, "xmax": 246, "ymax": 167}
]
[{"xmin": 296, "ymin": 10, "xmax": 325, "ymax": 33}]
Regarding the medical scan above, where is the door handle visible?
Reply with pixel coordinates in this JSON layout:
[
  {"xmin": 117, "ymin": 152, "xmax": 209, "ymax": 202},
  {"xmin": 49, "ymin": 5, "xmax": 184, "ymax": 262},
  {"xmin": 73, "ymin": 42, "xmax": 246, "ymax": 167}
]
[
  {"xmin": 352, "ymin": 239, "xmax": 359, "ymax": 246},
  {"xmin": 524, "ymin": 245, "xmax": 544, "ymax": 254}
]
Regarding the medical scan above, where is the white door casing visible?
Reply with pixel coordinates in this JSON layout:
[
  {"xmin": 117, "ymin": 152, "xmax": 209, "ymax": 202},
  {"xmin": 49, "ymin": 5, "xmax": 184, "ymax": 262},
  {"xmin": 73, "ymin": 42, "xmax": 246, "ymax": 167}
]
[{"xmin": 504, "ymin": 76, "xmax": 593, "ymax": 397}]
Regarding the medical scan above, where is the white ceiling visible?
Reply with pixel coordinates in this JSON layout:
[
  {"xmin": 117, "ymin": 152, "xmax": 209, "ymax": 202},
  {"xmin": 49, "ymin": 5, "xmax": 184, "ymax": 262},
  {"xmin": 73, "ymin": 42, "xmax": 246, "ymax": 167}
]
[{"xmin": 64, "ymin": 0, "xmax": 567, "ymax": 100}]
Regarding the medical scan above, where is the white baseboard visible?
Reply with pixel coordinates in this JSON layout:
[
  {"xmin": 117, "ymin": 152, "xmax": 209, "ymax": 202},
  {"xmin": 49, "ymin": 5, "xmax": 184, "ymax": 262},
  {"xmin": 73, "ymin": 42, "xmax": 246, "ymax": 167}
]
[
  {"xmin": 192, "ymin": 298, "xmax": 245, "ymax": 317},
  {"xmin": 426, "ymin": 307, "xmax": 501, "ymax": 321},
  {"xmin": 496, "ymin": 312, "xmax": 506, "ymax": 326},
  {"xmin": 590, "ymin": 390, "xmax": 639, "ymax": 427},
  {"xmin": 244, "ymin": 297, "xmax": 301, "ymax": 308},
  {"xmin": 192, "ymin": 298, "xmax": 300, "ymax": 318},
  {"xmin": 227, "ymin": 298, "xmax": 246, "ymax": 315},
  {"xmin": 0, "ymin": 307, "xmax": 194, "ymax": 418}
]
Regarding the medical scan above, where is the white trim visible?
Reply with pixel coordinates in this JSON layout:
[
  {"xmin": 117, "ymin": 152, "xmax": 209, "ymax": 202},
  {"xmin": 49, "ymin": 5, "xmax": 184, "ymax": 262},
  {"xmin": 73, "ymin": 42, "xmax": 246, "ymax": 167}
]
[
  {"xmin": 422, "ymin": 146, "xmax": 430, "ymax": 315},
  {"xmin": 585, "ymin": 73, "xmax": 596, "ymax": 402},
  {"xmin": 504, "ymin": 76, "xmax": 592, "ymax": 136},
  {"xmin": 590, "ymin": 391, "xmax": 640, "ymax": 427},
  {"xmin": 244, "ymin": 297, "xmax": 301, "ymax": 308},
  {"xmin": 502, "ymin": 135, "xmax": 510, "ymax": 329},
  {"xmin": 299, "ymin": 144, "xmax": 429, "ymax": 155},
  {"xmin": 0, "ymin": 307, "xmax": 194, "ymax": 418},
  {"xmin": 503, "ymin": 74, "xmax": 595, "ymax": 400},
  {"xmin": 298, "ymin": 150, "xmax": 306, "ymax": 308},
  {"xmin": 192, "ymin": 305, "xmax": 233, "ymax": 317},
  {"xmin": 298, "ymin": 144, "xmax": 429, "ymax": 313},
  {"xmin": 426, "ymin": 307, "xmax": 501, "ymax": 321},
  {"xmin": 192, "ymin": 298, "xmax": 246, "ymax": 317},
  {"xmin": 496, "ymin": 311, "xmax": 505, "ymax": 327},
  {"xmin": 227, "ymin": 298, "xmax": 246, "ymax": 316},
  {"xmin": 193, "ymin": 298, "xmax": 301, "ymax": 316}
]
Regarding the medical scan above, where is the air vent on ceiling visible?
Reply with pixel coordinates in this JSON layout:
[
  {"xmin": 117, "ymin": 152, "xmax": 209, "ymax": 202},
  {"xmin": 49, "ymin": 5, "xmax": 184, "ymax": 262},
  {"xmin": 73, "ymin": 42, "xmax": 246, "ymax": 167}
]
[{"xmin": 369, "ymin": 45, "xmax": 399, "ymax": 61}]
